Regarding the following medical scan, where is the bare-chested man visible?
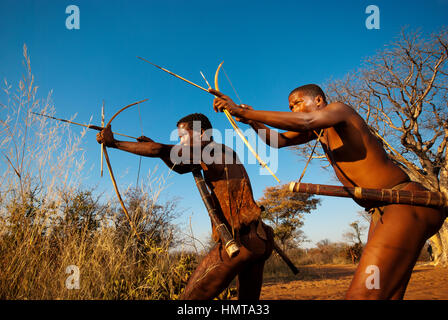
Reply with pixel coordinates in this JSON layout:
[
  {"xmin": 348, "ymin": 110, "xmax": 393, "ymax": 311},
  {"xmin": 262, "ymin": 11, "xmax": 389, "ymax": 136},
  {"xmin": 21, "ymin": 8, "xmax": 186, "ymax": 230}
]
[
  {"xmin": 96, "ymin": 113, "xmax": 273, "ymax": 300},
  {"xmin": 210, "ymin": 84, "xmax": 446, "ymax": 299}
]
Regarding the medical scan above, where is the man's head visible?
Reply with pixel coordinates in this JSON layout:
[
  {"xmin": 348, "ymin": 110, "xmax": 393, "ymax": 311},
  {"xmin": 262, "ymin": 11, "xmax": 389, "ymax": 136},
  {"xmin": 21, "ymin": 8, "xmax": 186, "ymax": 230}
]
[
  {"xmin": 288, "ymin": 84, "xmax": 327, "ymax": 113},
  {"xmin": 176, "ymin": 113, "xmax": 213, "ymax": 146}
]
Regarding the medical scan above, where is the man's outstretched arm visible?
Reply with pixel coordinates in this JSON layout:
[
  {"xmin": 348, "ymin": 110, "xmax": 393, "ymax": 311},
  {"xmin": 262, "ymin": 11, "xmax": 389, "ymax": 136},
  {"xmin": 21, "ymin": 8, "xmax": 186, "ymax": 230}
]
[
  {"xmin": 249, "ymin": 117, "xmax": 318, "ymax": 148},
  {"xmin": 237, "ymin": 104, "xmax": 317, "ymax": 148},
  {"xmin": 96, "ymin": 126, "xmax": 194, "ymax": 174},
  {"xmin": 210, "ymin": 89, "xmax": 350, "ymax": 133}
]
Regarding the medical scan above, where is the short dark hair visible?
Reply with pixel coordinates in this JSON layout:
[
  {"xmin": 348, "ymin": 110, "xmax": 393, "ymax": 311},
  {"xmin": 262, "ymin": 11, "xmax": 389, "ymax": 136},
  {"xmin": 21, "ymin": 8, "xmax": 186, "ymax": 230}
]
[
  {"xmin": 289, "ymin": 84, "xmax": 327, "ymax": 104},
  {"xmin": 177, "ymin": 113, "xmax": 213, "ymax": 132}
]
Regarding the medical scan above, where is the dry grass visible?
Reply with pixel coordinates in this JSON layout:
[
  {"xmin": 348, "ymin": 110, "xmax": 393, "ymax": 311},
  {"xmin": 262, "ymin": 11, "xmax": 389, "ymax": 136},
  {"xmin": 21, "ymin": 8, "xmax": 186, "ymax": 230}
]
[{"xmin": 0, "ymin": 45, "xmax": 196, "ymax": 300}]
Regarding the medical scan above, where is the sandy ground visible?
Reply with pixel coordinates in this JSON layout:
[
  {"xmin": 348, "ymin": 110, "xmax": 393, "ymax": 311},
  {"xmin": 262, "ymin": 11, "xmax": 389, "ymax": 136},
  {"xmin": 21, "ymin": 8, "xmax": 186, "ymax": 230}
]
[{"xmin": 260, "ymin": 263, "xmax": 448, "ymax": 300}]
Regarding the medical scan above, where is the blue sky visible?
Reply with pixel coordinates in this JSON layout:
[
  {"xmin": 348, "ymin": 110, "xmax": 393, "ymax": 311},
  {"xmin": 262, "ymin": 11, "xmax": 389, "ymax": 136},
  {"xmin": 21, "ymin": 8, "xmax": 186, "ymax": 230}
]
[{"xmin": 1, "ymin": 0, "xmax": 447, "ymax": 248}]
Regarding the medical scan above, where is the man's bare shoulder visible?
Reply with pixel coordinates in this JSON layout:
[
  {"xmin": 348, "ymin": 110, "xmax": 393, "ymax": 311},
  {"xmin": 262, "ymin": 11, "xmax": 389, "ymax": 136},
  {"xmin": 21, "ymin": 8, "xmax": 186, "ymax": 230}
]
[{"xmin": 313, "ymin": 102, "xmax": 357, "ymax": 129}]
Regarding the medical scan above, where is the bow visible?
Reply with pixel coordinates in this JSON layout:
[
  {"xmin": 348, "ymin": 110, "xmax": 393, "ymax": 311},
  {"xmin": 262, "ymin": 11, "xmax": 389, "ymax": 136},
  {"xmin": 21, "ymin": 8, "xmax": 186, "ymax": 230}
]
[
  {"xmin": 32, "ymin": 102, "xmax": 147, "ymax": 242},
  {"xmin": 100, "ymin": 101, "xmax": 105, "ymax": 177},
  {"xmin": 213, "ymin": 62, "xmax": 280, "ymax": 183},
  {"xmin": 138, "ymin": 56, "xmax": 280, "ymax": 183},
  {"xmin": 102, "ymin": 99, "xmax": 148, "ymax": 242},
  {"xmin": 30, "ymin": 112, "xmax": 138, "ymax": 139}
]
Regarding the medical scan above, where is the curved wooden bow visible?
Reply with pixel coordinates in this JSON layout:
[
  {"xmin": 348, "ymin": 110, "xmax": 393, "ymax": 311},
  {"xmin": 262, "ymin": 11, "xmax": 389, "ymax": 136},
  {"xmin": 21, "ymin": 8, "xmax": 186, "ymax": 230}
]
[
  {"xmin": 102, "ymin": 99, "xmax": 148, "ymax": 242},
  {"xmin": 100, "ymin": 101, "xmax": 105, "ymax": 177},
  {"xmin": 214, "ymin": 62, "xmax": 280, "ymax": 183},
  {"xmin": 138, "ymin": 57, "xmax": 280, "ymax": 182}
]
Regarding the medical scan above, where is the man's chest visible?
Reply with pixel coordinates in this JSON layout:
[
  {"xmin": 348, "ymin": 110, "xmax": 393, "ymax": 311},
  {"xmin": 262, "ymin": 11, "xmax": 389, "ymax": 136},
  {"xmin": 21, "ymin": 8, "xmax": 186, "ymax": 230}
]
[{"xmin": 320, "ymin": 128, "xmax": 344, "ymax": 161}]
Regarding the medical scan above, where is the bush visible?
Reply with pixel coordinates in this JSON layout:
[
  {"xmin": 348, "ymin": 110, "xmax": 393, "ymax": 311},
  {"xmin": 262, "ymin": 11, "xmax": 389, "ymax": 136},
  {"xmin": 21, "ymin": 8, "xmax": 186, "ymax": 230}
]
[{"xmin": 0, "ymin": 45, "xmax": 192, "ymax": 300}]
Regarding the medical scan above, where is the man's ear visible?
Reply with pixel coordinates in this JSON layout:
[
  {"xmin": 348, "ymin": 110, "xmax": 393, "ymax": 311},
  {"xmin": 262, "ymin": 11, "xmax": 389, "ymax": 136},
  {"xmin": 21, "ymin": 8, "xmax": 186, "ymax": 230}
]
[
  {"xmin": 315, "ymin": 95, "xmax": 324, "ymax": 107},
  {"xmin": 200, "ymin": 128, "xmax": 214, "ymax": 142},
  {"xmin": 200, "ymin": 129, "xmax": 208, "ymax": 141}
]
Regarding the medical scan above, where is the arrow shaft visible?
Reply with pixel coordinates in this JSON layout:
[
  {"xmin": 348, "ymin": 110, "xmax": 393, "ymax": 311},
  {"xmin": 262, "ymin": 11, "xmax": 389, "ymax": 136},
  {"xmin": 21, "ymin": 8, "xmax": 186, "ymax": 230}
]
[
  {"xmin": 31, "ymin": 112, "xmax": 138, "ymax": 140},
  {"xmin": 138, "ymin": 56, "xmax": 210, "ymax": 94}
]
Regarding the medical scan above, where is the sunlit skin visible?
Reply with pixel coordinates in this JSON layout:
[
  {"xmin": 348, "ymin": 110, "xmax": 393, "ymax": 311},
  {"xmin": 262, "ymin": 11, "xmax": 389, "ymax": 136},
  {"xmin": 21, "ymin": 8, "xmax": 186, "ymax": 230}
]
[
  {"xmin": 97, "ymin": 121, "xmax": 273, "ymax": 300},
  {"xmin": 211, "ymin": 88, "xmax": 445, "ymax": 299},
  {"xmin": 178, "ymin": 123, "xmax": 203, "ymax": 146}
]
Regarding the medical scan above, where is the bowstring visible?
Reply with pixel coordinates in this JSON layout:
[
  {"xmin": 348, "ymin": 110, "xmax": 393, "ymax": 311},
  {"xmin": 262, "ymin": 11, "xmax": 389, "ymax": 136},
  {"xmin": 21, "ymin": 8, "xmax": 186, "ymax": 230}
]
[
  {"xmin": 221, "ymin": 68, "xmax": 280, "ymax": 183},
  {"xmin": 297, "ymin": 129, "xmax": 324, "ymax": 183},
  {"xmin": 222, "ymin": 67, "xmax": 243, "ymax": 105},
  {"xmin": 221, "ymin": 67, "xmax": 323, "ymax": 184},
  {"xmin": 201, "ymin": 70, "xmax": 237, "ymax": 236}
]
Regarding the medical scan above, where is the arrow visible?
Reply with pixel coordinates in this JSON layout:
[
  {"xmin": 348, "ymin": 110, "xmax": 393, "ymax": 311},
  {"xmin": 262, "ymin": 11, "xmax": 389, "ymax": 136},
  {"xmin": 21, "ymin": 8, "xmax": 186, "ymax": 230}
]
[{"xmin": 31, "ymin": 111, "xmax": 139, "ymax": 140}]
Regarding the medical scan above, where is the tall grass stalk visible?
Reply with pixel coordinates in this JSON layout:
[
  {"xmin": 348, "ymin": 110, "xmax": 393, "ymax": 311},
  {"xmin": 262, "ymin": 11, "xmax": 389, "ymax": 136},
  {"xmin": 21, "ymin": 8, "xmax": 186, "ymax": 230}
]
[{"xmin": 0, "ymin": 45, "xmax": 195, "ymax": 300}]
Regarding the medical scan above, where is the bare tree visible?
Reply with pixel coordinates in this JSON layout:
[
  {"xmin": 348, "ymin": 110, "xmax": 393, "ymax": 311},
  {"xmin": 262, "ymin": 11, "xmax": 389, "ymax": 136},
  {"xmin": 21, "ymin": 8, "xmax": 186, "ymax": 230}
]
[
  {"xmin": 343, "ymin": 221, "xmax": 367, "ymax": 245},
  {"xmin": 325, "ymin": 28, "xmax": 448, "ymax": 265},
  {"xmin": 258, "ymin": 184, "xmax": 320, "ymax": 251}
]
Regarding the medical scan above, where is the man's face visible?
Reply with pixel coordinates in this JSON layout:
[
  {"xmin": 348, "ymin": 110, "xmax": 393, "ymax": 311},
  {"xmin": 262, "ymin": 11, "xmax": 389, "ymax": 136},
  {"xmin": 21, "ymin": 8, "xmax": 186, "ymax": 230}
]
[
  {"xmin": 177, "ymin": 122, "xmax": 202, "ymax": 146},
  {"xmin": 288, "ymin": 91, "xmax": 318, "ymax": 113}
]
